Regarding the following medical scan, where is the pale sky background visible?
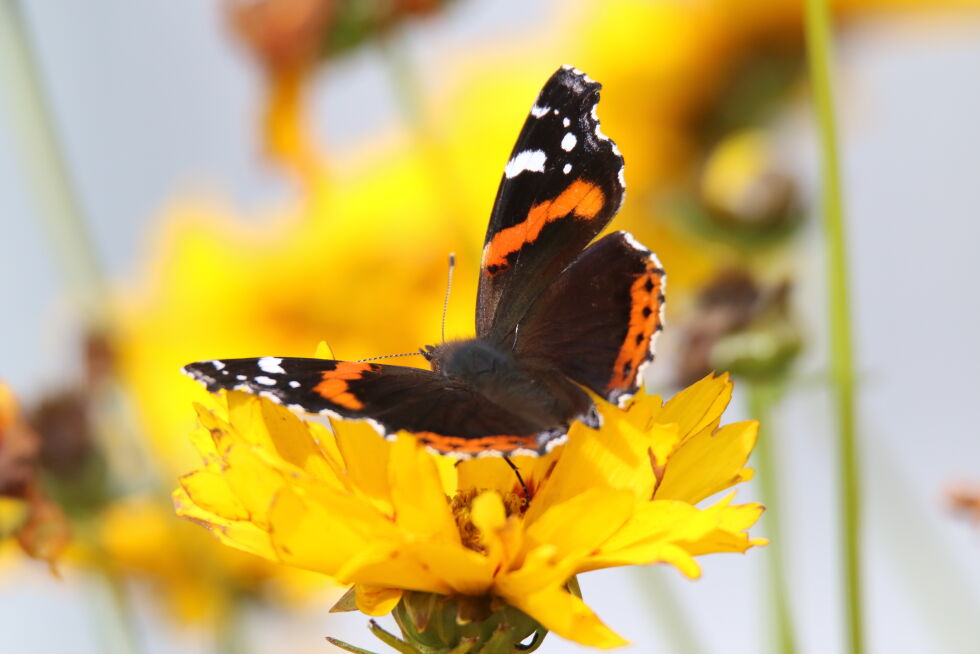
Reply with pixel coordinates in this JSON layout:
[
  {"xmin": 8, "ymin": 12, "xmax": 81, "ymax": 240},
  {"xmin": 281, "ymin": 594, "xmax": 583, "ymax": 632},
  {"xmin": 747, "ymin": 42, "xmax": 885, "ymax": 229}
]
[{"xmin": 2, "ymin": 2, "xmax": 980, "ymax": 653}]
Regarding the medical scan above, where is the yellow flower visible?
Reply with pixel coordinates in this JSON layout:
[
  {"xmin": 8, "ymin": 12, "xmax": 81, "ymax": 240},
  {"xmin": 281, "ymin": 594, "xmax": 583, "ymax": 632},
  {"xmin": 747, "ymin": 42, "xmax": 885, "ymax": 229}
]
[
  {"xmin": 93, "ymin": 496, "xmax": 299, "ymax": 622},
  {"xmin": 174, "ymin": 372, "xmax": 764, "ymax": 649}
]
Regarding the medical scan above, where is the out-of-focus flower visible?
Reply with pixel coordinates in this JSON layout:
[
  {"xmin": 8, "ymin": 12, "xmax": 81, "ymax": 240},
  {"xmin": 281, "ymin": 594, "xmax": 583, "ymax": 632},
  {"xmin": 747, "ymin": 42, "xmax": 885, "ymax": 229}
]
[
  {"xmin": 174, "ymin": 373, "xmax": 764, "ymax": 649},
  {"xmin": 674, "ymin": 269, "xmax": 801, "ymax": 386},
  {"xmin": 0, "ymin": 383, "xmax": 70, "ymax": 567},
  {"xmin": 115, "ymin": 159, "xmax": 482, "ymax": 471},
  {"xmin": 694, "ymin": 129, "xmax": 800, "ymax": 241},
  {"xmin": 93, "ymin": 496, "xmax": 323, "ymax": 622},
  {"xmin": 226, "ymin": 0, "xmax": 457, "ymax": 172}
]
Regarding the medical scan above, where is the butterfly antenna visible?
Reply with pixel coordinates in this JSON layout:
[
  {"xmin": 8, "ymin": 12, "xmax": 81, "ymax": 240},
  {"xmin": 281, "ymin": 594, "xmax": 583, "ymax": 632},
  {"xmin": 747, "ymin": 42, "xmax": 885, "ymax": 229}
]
[
  {"xmin": 441, "ymin": 253, "xmax": 456, "ymax": 343},
  {"xmin": 355, "ymin": 352, "xmax": 422, "ymax": 363}
]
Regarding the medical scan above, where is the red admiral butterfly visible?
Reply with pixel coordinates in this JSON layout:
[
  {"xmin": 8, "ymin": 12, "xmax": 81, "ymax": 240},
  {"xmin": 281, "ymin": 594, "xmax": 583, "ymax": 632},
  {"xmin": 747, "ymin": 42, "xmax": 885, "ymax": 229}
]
[{"xmin": 184, "ymin": 66, "xmax": 665, "ymax": 459}]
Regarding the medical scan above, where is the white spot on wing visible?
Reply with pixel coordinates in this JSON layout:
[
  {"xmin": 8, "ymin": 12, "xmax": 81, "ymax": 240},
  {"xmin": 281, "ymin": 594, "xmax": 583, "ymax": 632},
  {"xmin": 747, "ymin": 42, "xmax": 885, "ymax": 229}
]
[
  {"xmin": 563, "ymin": 163, "xmax": 572, "ymax": 174},
  {"xmin": 530, "ymin": 103, "xmax": 551, "ymax": 118},
  {"xmin": 258, "ymin": 356, "xmax": 286, "ymax": 374},
  {"xmin": 561, "ymin": 133, "xmax": 577, "ymax": 151},
  {"xmin": 561, "ymin": 65, "xmax": 595, "ymax": 84},
  {"xmin": 255, "ymin": 375, "xmax": 277, "ymax": 386},
  {"xmin": 562, "ymin": 117, "xmax": 570, "ymax": 128},
  {"xmin": 210, "ymin": 360, "xmax": 225, "ymax": 370},
  {"xmin": 289, "ymin": 381, "xmax": 301, "ymax": 388},
  {"xmin": 236, "ymin": 375, "xmax": 247, "ymax": 381},
  {"xmin": 504, "ymin": 149, "xmax": 547, "ymax": 178}
]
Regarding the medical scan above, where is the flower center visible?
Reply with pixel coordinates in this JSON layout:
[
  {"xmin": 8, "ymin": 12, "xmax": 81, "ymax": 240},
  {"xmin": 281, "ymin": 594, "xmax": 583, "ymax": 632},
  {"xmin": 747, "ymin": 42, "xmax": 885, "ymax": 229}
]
[{"xmin": 451, "ymin": 488, "xmax": 525, "ymax": 553}]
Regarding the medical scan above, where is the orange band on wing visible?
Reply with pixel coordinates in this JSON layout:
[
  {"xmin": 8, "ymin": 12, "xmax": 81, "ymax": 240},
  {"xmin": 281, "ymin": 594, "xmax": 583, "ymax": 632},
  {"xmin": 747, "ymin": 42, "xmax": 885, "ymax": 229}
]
[
  {"xmin": 414, "ymin": 432, "xmax": 541, "ymax": 455},
  {"xmin": 312, "ymin": 362, "xmax": 375, "ymax": 411},
  {"xmin": 482, "ymin": 179, "xmax": 605, "ymax": 274},
  {"xmin": 608, "ymin": 265, "xmax": 665, "ymax": 392}
]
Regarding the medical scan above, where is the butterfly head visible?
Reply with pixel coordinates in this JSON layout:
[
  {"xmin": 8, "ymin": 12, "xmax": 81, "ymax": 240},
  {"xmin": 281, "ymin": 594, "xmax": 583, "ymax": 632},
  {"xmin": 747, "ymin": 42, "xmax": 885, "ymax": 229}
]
[{"xmin": 422, "ymin": 339, "xmax": 514, "ymax": 383}]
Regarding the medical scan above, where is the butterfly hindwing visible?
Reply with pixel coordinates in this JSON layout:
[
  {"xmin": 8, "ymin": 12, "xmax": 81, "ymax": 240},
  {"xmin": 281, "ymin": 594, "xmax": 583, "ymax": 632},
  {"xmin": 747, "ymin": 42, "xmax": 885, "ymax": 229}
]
[
  {"xmin": 476, "ymin": 66, "xmax": 626, "ymax": 342},
  {"xmin": 512, "ymin": 231, "xmax": 665, "ymax": 406},
  {"xmin": 182, "ymin": 357, "xmax": 555, "ymax": 456}
]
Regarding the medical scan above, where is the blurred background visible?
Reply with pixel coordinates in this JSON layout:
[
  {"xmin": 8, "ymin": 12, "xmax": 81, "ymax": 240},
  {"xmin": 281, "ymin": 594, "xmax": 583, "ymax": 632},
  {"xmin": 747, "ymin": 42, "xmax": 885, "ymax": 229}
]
[{"xmin": 2, "ymin": 1, "xmax": 980, "ymax": 653}]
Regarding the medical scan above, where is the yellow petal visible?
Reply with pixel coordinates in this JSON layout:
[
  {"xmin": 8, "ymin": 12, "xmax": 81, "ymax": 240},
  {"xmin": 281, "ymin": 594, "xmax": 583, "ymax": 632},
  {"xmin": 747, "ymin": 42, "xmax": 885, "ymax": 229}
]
[
  {"xmin": 172, "ymin": 488, "xmax": 277, "ymax": 560},
  {"xmin": 332, "ymin": 419, "xmax": 393, "ymax": 514},
  {"xmin": 525, "ymin": 415, "xmax": 654, "ymax": 526},
  {"xmin": 655, "ymin": 373, "xmax": 732, "ymax": 440},
  {"xmin": 267, "ymin": 485, "xmax": 387, "ymax": 577},
  {"xmin": 457, "ymin": 456, "xmax": 531, "ymax": 496},
  {"xmin": 314, "ymin": 341, "xmax": 335, "ymax": 359},
  {"xmin": 656, "ymin": 420, "xmax": 758, "ymax": 504},
  {"xmin": 648, "ymin": 423, "xmax": 681, "ymax": 473},
  {"xmin": 401, "ymin": 541, "xmax": 495, "ymax": 595},
  {"xmin": 506, "ymin": 584, "xmax": 628, "ymax": 649},
  {"xmin": 471, "ymin": 490, "xmax": 525, "ymax": 576},
  {"xmin": 354, "ymin": 584, "xmax": 402, "ymax": 616},
  {"xmin": 338, "ymin": 543, "xmax": 457, "ymax": 595},
  {"xmin": 218, "ymin": 442, "xmax": 286, "ymax": 529},
  {"xmin": 253, "ymin": 394, "xmax": 338, "ymax": 480},
  {"xmin": 471, "ymin": 490, "xmax": 506, "ymax": 533},
  {"xmin": 524, "ymin": 488, "xmax": 635, "ymax": 562},
  {"xmin": 681, "ymin": 502, "xmax": 767, "ymax": 555},
  {"xmin": 177, "ymin": 469, "xmax": 249, "ymax": 521},
  {"xmin": 592, "ymin": 500, "xmax": 714, "ymax": 555},
  {"xmin": 388, "ymin": 435, "xmax": 459, "ymax": 543}
]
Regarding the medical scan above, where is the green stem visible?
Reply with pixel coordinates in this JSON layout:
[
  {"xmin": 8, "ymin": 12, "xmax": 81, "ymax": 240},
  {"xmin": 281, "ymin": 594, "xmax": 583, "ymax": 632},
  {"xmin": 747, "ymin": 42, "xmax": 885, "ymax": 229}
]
[
  {"xmin": 803, "ymin": 3, "xmax": 863, "ymax": 654},
  {"xmin": 747, "ymin": 380, "xmax": 798, "ymax": 654},
  {"xmin": 0, "ymin": 0, "xmax": 107, "ymax": 328},
  {"xmin": 632, "ymin": 567, "xmax": 705, "ymax": 654},
  {"xmin": 217, "ymin": 598, "xmax": 250, "ymax": 654},
  {"xmin": 90, "ymin": 571, "xmax": 142, "ymax": 654}
]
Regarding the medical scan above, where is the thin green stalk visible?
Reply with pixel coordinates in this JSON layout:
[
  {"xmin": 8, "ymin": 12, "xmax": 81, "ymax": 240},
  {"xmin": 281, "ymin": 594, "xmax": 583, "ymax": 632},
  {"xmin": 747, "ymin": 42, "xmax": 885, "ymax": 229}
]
[
  {"xmin": 89, "ymin": 572, "xmax": 142, "ymax": 654},
  {"xmin": 747, "ymin": 380, "xmax": 797, "ymax": 654},
  {"xmin": 803, "ymin": 3, "xmax": 863, "ymax": 654},
  {"xmin": 0, "ymin": 0, "xmax": 107, "ymax": 328},
  {"xmin": 633, "ymin": 567, "xmax": 705, "ymax": 654},
  {"xmin": 217, "ymin": 598, "xmax": 250, "ymax": 654}
]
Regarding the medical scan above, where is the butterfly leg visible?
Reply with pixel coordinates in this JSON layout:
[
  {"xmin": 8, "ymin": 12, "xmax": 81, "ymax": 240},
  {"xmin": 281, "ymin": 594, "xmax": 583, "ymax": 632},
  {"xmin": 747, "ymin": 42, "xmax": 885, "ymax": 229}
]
[{"xmin": 503, "ymin": 455, "xmax": 529, "ymax": 503}]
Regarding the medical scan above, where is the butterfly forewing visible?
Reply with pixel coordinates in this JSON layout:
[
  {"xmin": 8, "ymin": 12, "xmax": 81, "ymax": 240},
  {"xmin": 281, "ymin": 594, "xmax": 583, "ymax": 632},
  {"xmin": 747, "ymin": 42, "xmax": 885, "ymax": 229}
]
[
  {"xmin": 476, "ymin": 66, "xmax": 626, "ymax": 342},
  {"xmin": 183, "ymin": 357, "xmax": 550, "ymax": 456}
]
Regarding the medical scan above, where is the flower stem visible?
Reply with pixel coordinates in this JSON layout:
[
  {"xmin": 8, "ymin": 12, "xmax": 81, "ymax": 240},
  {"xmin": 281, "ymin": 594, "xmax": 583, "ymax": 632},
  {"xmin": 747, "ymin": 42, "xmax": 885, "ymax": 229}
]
[
  {"xmin": 0, "ymin": 0, "xmax": 107, "ymax": 328},
  {"xmin": 217, "ymin": 599, "xmax": 250, "ymax": 654},
  {"xmin": 747, "ymin": 380, "xmax": 798, "ymax": 654},
  {"xmin": 90, "ymin": 571, "xmax": 142, "ymax": 654},
  {"xmin": 803, "ymin": 3, "xmax": 864, "ymax": 654},
  {"xmin": 633, "ymin": 567, "xmax": 705, "ymax": 654}
]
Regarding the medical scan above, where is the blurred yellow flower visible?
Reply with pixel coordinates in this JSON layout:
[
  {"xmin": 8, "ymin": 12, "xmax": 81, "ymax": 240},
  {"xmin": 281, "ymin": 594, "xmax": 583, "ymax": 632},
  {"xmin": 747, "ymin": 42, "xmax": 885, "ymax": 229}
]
[
  {"xmin": 115, "ymin": 150, "xmax": 482, "ymax": 471},
  {"xmin": 174, "ymin": 372, "xmax": 764, "ymax": 648},
  {"xmin": 94, "ymin": 495, "xmax": 326, "ymax": 622}
]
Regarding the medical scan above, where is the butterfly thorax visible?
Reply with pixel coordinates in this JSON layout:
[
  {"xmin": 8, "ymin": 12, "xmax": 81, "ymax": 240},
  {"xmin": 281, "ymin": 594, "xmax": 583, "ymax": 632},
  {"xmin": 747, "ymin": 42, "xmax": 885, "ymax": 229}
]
[{"xmin": 422, "ymin": 338, "xmax": 593, "ymax": 432}]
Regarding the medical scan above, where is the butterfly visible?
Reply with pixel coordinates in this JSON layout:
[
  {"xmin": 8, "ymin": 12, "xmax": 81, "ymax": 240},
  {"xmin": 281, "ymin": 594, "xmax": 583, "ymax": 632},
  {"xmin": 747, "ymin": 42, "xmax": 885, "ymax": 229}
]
[{"xmin": 184, "ymin": 65, "xmax": 665, "ymax": 459}]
